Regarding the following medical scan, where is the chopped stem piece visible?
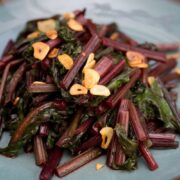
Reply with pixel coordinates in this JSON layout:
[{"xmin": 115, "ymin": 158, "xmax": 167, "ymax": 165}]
[
  {"xmin": 56, "ymin": 109, "xmax": 82, "ymax": 147},
  {"xmin": 61, "ymin": 35, "xmax": 100, "ymax": 89},
  {"xmin": 129, "ymin": 102, "xmax": 148, "ymax": 142},
  {"xmin": 139, "ymin": 143, "xmax": 158, "ymax": 171},
  {"xmin": 56, "ymin": 148, "xmax": 102, "ymax": 177},
  {"xmin": 34, "ymin": 135, "xmax": 47, "ymax": 166},
  {"xmin": 40, "ymin": 147, "xmax": 63, "ymax": 180},
  {"xmin": 102, "ymin": 38, "xmax": 166, "ymax": 62},
  {"xmin": 106, "ymin": 69, "xmax": 141, "ymax": 108}
]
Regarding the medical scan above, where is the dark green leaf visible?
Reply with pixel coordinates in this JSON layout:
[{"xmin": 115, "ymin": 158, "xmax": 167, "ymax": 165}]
[
  {"xmin": 58, "ymin": 25, "xmax": 75, "ymax": 42},
  {"xmin": 133, "ymin": 79, "xmax": 178, "ymax": 130},
  {"xmin": 115, "ymin": 124, "xmax": 138, "ymax": 156},
  {"xmin": 107, "ymin": 69, "xmax": 132, "ymax": 91},
  {"xmin": 112, "ymin": 154, "xmax": 137, "ymax": 170},
  {"xmin": 61, "ymin": 41, "xmax": 82, "ymax": 57}
]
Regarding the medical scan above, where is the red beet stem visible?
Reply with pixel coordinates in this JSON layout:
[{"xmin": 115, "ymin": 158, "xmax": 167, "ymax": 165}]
[
  {"xmin": 149, "ymin": 133, "xmax": 176, "ymax": 141},
  {"xmin": 56, "ymin": 109, "xmax": 82, "ymax": 147},
  {"xmin": 141, "ymin": 69, "xmax": 148, "ymax": 86},
  {"xmin": 115, "ymin": 100, "xmax": 129, "ymax": 166},
  {"xmin": 146, "ymin": 121, "xmax": 158, "ymax": 133},
  {"xmin": 5, "ymin": 62, "xmax": 27, "ymax": 104},
  {"xmin": 26, "ymin": 71, "xmax": 34, "ymax": 87},
  {"xmin": 161, "ymin": 72, "xmax": 180, "ymax": 83},
  {"xmin": 33, "ymin": 135, "xmax": 48, "ymax": 166},
  {"xmin": 118, "ymin": 99, "xmax": 129, "ymax": 112},
  {"xmin": 56, "ymin": 148, "xmax": 102, "ymax": 177},
  {"xmin": 61, "ymin": 35, "xmax": 100, "ymax": 89},
  {"xmin": 10, "ymin": 101, "xmax": 66, "ymax": 144},
  {"xmin": 98, "ymin": 25, "xmax": 109, "ymax": 37},
  {"xmin": 52, "ymin": 99, "xmax": 67, "ymax": 110},
  {"xmin": 74, "ymin": 135, "xmax": 101, "ymax": 154},
  {"xmin": 139, "ymin": 143, "xmax": 158, "ymax": 171},
  {"xmin": 106, "ymin": 69, "xmax": 141, "ymax": 108},
  {"xmin": 102, "ymin": 37, "xmax": 166, "ymax": 62},
  {"xmin": 28, "ymin": 84, "xmax": 57, "ymax": 93},
  {"xmin": 0, "ymin": 55, "xmax": 14, "ymax": 70},
  {"xmin": 116, "ymin": 109, "xmax": 129, "ymax": 132},
  {"xmin": 0, "ymin": 59, "xmax": 22, "ymax": 104},
  {"xmin": 92, "ymin": 112, "xmax": 109, "ymax": 135},
  {"xmin": 151, "ymin": 139, "xmax": 179, "ymax": 149},
  {"xmin": 106, "ymin": 134, "xmax": 116, "ymax": 168},
  {"xmin": 95, "ymin": 103, "xmax": 108, "ymax": 115},
  {"xmin": 169, "ymin": 91, "xmax": 178, "ymax": 102},
  {"xmin": 118, "ymin": 31, "xmax": 138, "ymax": 46},
  {"xmin": 74, "ymin": 9, "xmax": 86, "ymax": 18},
  {"xmin": 74, "ymin": 118, "xmax": 93, "ymax": 135},
  {"xmin": 99, "ymin": 60, "xmax": 125, "ymax": 85},
  {"xmin": 165, "ymin": 81, "xmax": 177, "ymax": 90},
  {"xmin": 129, "ymin": 102, "xmax": 148, "ymax": 142},
  {"xmin": 94, "ymin": 56, "xmax": 114, "ymax": 78},
  {"xmin": 32, "ymin": 94, "xmax": 49, "ymax": 106},
  {"xmin": 75, "ymin": 10, "xmax": 87, "ymax": 25},
  {"xmin": 149, "ymin": 60, "xmax": 177, "ymax": 77},
  {"xmin": 156, "ymin": 42, "xmax": 180, "ymax": 52},
  {"xmin": 46, "ymin": 38, "xmax": 61, "ymax": 49},
  {"xmin": 85, "ymin": 19, "xmax": 97, "ymax": 36},
  {"xmin": 40, "ymin": 147, "xmax": 63, "ymax": 180}
]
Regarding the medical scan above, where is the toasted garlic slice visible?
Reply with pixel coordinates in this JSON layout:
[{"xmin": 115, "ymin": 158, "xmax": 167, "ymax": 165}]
[
  {"xmin": 58, "ymin": 54, "xmax": 74, "ymax": 70},
  {"xmin": 134, "ymin": 63, "xmax": 148, "ymax": 68},
  {"xmin": 27, "ymin": 31, "xmax": 40, "ymax": 39},
  {"xmin": 69, "ymin": 84, "xmax": 88, "ymax": 95},
  {"xmin": 37, "ymin": 19, "xmax": 56, "ymax": 33},
  {"xmin": 83, "ymin": 53, "xmax": 96, "ymax": 73},
  {"xmin": 96, "ymin": 163, "xmax": 104, "ymax": 170},
  {"xmin": 126, "ymin": 51, "xmax": 148, "ymax": 69},
  {"xmin": 175, "ymin": 69, "xmax": 180, "ymax": 75},
  {"xmin": 100, "ymin": 127, "xmax": 113, "ymax": 149},
  {"xmin": 67, "ymin": 19, "xmax": 84, "ymax": 32},
  {"xmin": 85, "ymin": 60, "xmax": 96, "ymax": 70},
  {"xmin": 13, "ymin": 97, "xmax": 20, "ymax": 106},
  {"xmin": 110, "ymin": 32, "xmax": 119, "ymax": 41},
  {"xmin": 48, "ymin": 48, "xmax": 59, "ymax": 58},
  {"xmin": 32, "ymin": 81, "xmax": 46, "ymax": 85},
  {"xmin": 147, "ymin": 76, "xmax": 155, "ymax": 86},
  {"xmin": 32, "ymin": 42, "xmax": 50, "ymax": 61},
  {"xmin": 90, "ymin": 85, "xmax": 110, "ymax": 97},
  {"xmin": 63, "ymin": 12, "xmax": 75, "ymax": 20},
  {"xmin": 86, "ymin": 53, "xmax": 95, "ymax": 64},
  {"xmin": 45, "ymin": 29, "xmax": 58, "ymax": 40},
  {"xmin": 83, "ymin": 69, "xmax": 100, "ymax": 89}
]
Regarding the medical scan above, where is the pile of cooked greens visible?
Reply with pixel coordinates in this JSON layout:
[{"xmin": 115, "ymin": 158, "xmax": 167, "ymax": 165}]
[{"xmin": 0, "ymin": 9, "xmax": 180, "ymax": 180}]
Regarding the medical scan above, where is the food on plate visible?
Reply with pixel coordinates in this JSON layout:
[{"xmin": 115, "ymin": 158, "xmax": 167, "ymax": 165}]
[{"xmin": 0, "ymin": 8, "xmax": 180, "ymax": 180}]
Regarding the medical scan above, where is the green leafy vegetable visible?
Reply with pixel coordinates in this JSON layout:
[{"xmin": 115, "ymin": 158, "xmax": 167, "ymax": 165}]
[
  {"xmin": 61, "ymin": 41, "xmax": 82, "ymax": 57},
  {"xmin": 58, "ymin": 25, "xmax": 75, "ymax": 42},
  {"xmin": 114, "ymin": 124, "xmax": 138, "ymax": 170},
  {"xmin": 112, "ymin": 155, "xmax": 137, "ymax": 170},
  {"xmin": 95, "ymin": 47, "xmax": 114, "ymax": 60},
  {"xmin": 0, "ymin": 125, "xmax": 39, "ymax": 157},
  {"xmin": 111, "ymin": 51, "xmax": 124, "ymax": 64},
  {"xmin": 107, "ymin": 69, "xmax": 132, "ymax": 91},
  {"xmin": 133, "ymin": 79, "xmax": 179, "ymax": 130},
  {"xmin": 1, "ymin": 107, "xmax": 73, "ymax": 157},
  {"xmin": 115, "ymin": 124, "xmax": 138, "ymax": 156}
]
